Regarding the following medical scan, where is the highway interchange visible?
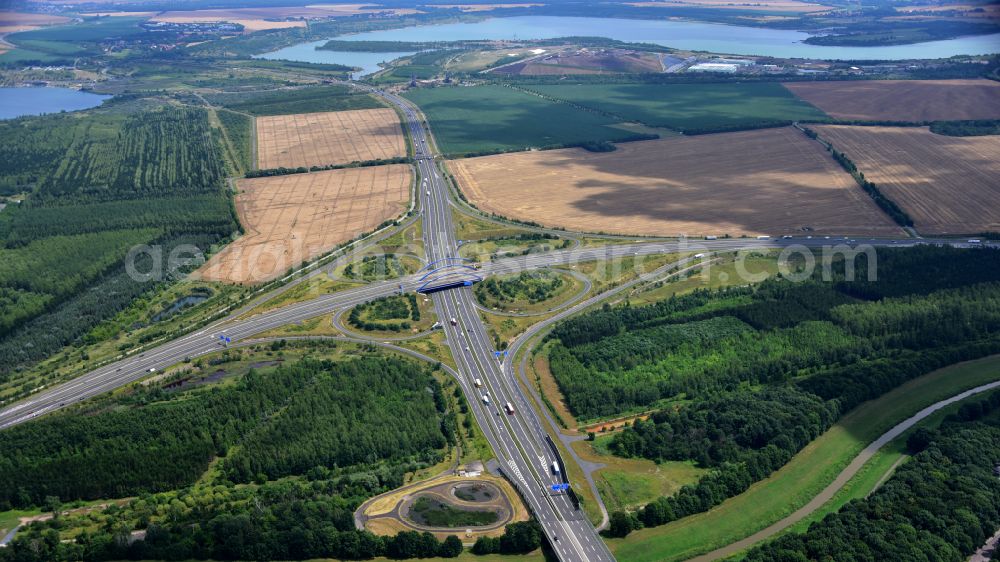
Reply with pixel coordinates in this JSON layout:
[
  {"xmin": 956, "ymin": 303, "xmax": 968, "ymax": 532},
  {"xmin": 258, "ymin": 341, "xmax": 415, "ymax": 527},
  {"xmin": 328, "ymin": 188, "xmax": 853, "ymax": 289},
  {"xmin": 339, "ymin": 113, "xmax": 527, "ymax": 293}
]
[{"xmin": 0, "ymin": 85, "xmax": 994, "ymax": 561}]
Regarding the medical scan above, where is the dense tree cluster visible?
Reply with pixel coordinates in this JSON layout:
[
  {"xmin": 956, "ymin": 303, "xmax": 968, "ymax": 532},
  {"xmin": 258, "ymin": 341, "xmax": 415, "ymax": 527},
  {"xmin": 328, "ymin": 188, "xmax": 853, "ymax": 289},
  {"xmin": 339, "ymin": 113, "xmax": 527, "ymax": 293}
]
[
  {"xmin": 550, "ymin": 247, "xmax": 1000, "ymax": 418},
  {"xmin": 472, "ymin": 521, "xmax": 545, "ymax": 555},
  {"xmin": 0, "ymin": 357, "xmax": 450, "ymax": 509},
  {"xmin": 554, "ymin": 248, "xmax": 1000, "ymax": 537},
  {"xmin": 223, "ymin": 355, "xmax": 448, "ymax": 483},
  {"xmin": 344, "ymin": 254, "xmax": 407, "ymax": 281},
  {"xmin": 745, "ymin": 416, "xmax": 1000, "ymax": 561},
  {"xmin": 0, "ymin": 105, "xmax": 238, "ymax": 378},
  {"xmin": 475, "ymin": 270, "xmax": 565, "ymax": 306},
  {"xmin": 0, "ymin": 476, "xmax": 469, "ymax": 562},
  {"xmin": 31, "ymin": 107, "xmax": 226, "ymax": 202},
  {"xmin": 930, "ymin": 119, "xmax": 1000, "ymax": 137},
  {"xmin": 348, "ymin": 294, "xmax": 420, "ymax": 332}
]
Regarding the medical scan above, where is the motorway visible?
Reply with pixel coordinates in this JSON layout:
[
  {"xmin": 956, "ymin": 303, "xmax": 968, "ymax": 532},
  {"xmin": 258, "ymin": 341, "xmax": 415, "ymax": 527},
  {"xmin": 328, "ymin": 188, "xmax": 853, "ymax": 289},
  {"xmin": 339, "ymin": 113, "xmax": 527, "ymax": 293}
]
[
  {"xmin": 391, "ymin": 89, "xmax": 615, "ymax": 561},
  {"xmin": 0, "ymin": 86, "xmax": 994, "ymax": 559}
]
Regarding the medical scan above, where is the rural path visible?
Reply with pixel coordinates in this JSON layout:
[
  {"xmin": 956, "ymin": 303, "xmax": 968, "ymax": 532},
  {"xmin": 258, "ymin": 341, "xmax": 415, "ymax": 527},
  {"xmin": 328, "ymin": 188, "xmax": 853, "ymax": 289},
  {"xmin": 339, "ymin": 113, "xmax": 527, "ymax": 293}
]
[
  {"xmin": 690, "ymin": 378, "xmax": 1000, "ymax": 562},
  {"xmin": 0, "ymin": 525, "xmax": 19, "ymax": 547},
  {"xmin": 970, "ymin": 527, "xmax": 1000, "ymax": 562}
]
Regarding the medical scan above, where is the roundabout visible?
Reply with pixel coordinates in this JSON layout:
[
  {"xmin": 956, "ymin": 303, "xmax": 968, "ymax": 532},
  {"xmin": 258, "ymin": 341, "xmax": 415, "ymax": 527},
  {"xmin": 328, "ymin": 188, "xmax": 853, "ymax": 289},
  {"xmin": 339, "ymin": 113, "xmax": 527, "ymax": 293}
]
[{"xmin": 356, "ymin": 471, "xmax": 529, "ymax": 542}]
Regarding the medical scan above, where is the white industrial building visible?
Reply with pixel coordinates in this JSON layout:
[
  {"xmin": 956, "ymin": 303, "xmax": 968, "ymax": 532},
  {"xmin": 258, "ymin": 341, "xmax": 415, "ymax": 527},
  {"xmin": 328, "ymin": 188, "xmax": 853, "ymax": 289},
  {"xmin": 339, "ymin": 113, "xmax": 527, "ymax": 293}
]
[{"xmin": 688, "ymin": 62, "xmax": 739, "ymax": 73}]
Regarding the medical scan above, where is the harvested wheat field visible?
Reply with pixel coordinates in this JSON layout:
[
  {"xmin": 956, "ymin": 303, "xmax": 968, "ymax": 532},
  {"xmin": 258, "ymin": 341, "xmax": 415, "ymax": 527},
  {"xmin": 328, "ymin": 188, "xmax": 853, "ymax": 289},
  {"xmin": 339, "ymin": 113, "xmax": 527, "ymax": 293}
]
[
  {"xmin": 812, "ymin": 125, "xmax": 1000, "ymax": 234},
  {"xmin": 198, "ymin": 165, "xmax": 411, "ymax": 284},
  {"xmin": 256, "ymin": 108, "xmax": 405, "ymax": 170},
  {"xmin": 784, "ymin": 80, "xmax": 1000, "ymax": 122},
  {"xmin": 0, "ymin": 11, "xmax": 70, "ymax": 33},
  {"xmin": 450, "ymin": 127, "xmax": 901, "ymax": 237}
]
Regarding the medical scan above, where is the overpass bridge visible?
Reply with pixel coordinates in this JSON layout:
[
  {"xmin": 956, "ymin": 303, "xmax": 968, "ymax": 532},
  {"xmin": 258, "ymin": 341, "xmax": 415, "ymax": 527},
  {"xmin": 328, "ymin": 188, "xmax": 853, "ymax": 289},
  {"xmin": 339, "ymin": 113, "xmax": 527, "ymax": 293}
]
[{"xmin": 416, "ymin": 257, "xmax": 484, "ymax": 293}]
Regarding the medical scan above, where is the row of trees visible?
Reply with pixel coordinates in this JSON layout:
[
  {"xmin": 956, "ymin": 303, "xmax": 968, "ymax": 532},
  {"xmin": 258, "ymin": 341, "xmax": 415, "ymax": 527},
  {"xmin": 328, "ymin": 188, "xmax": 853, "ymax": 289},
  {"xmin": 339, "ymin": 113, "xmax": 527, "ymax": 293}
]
[{"xmin": 244, "ymin": 156, "xmax": 410, "ymax": 178}]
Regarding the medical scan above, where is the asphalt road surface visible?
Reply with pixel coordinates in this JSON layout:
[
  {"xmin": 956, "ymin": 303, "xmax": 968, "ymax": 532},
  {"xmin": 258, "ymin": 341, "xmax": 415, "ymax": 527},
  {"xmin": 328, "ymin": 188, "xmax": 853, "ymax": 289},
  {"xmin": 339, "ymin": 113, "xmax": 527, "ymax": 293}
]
[{"xmin": 0, "ymin": 83, "xmax": 995, "ymax": 561}]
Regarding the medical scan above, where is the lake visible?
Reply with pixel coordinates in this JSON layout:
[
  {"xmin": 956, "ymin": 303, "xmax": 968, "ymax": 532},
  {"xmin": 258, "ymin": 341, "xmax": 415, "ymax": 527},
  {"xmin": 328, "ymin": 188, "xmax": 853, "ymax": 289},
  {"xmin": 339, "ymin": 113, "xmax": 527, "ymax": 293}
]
[
  {"xmin": 257, "ymin": 42, "xmax": 417, "ymax": 78},
  {"xmin": 0, "ymin": 87, "xmax": 111, "ymax": 119},
  {"xmin": 258, "ymin": 15, "xmax": 1000, "ymax": 73}
]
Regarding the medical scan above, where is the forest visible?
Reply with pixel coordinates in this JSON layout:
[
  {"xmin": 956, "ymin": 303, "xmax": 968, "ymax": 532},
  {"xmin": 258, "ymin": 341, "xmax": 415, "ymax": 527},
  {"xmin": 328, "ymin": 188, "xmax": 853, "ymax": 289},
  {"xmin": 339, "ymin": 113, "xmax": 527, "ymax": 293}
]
[
  {"xmin": 0, "ymin": 346, "xmax": 544, "ymax": 561},
  {"xmin": 544, "ymin": 247, "xmax": 1000, "ymax": 538},
  {"xmin": 745, "ymin": 401, "xmax": 1000, "ymax": 561},
  {"xmin": 0, "ymin": 104, "xmax": 238, "ymax": 381},
  {"xmin": 549, "ymin": 246, "xmax": 1000, "ymax": 419},
  {"xmin": 0, "ymin": 481, "xmax": 541, "ymax": 562},
  {"xmin": 0, "ymin": 356, "xmax": 451, "ymax": 509}
]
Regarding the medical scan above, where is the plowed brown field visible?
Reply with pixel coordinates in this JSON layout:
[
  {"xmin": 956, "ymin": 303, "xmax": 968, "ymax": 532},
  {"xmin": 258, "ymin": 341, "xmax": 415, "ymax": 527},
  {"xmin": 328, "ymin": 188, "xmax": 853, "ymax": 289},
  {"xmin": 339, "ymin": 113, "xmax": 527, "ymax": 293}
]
[
  {"xmin": 256, "ymin": 108, "xmax": 405, "ymax": 170},
  {"xmin": 783, "ymin": 80, "xmax": 1000, "ymax": 122},
  {"xmin": 811, "ymin": 125, "xmax": 1000, "ymax": 234},
  {"xmin": 449, "ymin": 127, "xmax": 901, "ymax": 237},
  {"xmin": 198, "ymin": 165, "xmax": 411, "ymax": 284}
]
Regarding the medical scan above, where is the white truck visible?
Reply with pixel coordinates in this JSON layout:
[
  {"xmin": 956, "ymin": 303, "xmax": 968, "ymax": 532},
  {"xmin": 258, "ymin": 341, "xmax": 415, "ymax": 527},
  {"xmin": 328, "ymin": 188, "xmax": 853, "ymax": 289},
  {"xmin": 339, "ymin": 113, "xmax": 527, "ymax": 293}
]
[
  {"xmin": 551, "ymin": 461, "xmax": 561, "ymax": 475},
  {"xmin": 482, "ymin": 394, "xmax": 490, "ymax": 405},
  {"xmin": 504, "ymin": 401, "xmax": 515, "ymax": 415},
  {"xmin": 474, "ymin": 378, "xmax": 483, "ymax": 388}
]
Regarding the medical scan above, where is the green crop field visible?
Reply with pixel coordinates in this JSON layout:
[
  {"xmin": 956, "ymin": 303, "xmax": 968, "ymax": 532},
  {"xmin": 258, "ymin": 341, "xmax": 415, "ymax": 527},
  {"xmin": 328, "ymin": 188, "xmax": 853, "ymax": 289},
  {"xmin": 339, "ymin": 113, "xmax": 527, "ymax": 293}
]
[
  {"xmin": 523, "ymin": 82, "xmax": 827, "ymax": 133},
  {"xmin": 0, "ymin": 17, "xmax": 149, "ymax": 65},
  {"xmin": 403, "ymin": 85, "xmax": 646, "ymax": 156},
  {"xmin": 208, "ymin": 85, "xmax": 384, "ymax": 116}
]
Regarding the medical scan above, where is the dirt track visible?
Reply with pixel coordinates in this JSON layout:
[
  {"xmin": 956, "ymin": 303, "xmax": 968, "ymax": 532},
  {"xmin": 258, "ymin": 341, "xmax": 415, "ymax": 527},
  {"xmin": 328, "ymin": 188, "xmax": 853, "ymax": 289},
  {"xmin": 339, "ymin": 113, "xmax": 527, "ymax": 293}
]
[
  {"xmin": 197, "ymin": 165, "xmax": 411, "ymax": 284},
  {"xmin": 450, "ymin": 128, "xmax": 901, "ymax": 237},
  {"xmin": 784, "ymin": 79, "xmax": 1000, "ymax": 122},
  {"xmin": 256, "ymin": 108, "xmax": 405, "ymax": 170},
  {"xmin": 812, "ymin": 125, "xmax": 1000, "ymax": 234}
]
